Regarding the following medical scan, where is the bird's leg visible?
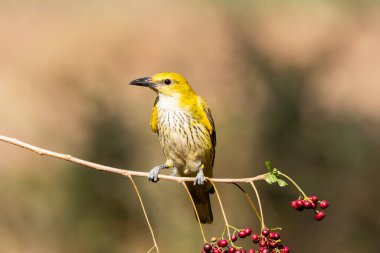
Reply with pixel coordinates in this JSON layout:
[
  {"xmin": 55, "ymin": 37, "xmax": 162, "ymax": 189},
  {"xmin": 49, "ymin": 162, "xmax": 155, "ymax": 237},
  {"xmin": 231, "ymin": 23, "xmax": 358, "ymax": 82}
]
[
  {"xmin": 148, "ymin": 164, "xmax": 170, "ymax": 183},
  {"xmin": 194, "ymin": 164, "xmax": 205, "ymax": 185}
]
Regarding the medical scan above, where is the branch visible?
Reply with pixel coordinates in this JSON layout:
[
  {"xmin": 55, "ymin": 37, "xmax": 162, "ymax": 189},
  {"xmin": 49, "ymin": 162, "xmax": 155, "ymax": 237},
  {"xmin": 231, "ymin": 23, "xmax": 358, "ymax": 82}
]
[{"xmin": 0, "ymin": 135, "xmax": 266, "ymax": 183}]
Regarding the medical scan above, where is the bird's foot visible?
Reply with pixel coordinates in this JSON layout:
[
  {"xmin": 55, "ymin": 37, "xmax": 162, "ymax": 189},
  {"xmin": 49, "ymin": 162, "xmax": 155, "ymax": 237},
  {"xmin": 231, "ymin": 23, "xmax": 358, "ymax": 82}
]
[
  {"xmin": 194, "ymin": 166, "xmax": 205, "ymax": 185},
  {"xmin": 148, "ymin": 165, "xmax": 168, "ymax": 183}
]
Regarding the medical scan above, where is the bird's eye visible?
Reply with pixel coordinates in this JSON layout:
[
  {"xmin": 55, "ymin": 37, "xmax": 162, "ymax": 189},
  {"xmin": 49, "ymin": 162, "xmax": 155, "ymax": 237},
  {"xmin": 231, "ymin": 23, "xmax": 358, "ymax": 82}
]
[{"xmin": 163, "ymin": 79, "xmax": 172, "ymax": 85}]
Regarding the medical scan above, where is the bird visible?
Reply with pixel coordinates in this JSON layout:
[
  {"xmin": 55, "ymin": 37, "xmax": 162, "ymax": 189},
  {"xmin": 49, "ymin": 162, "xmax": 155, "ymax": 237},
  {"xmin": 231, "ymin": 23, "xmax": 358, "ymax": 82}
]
[{"xmin": 130, "ymin": 72, "xmax": 216, "ymax": 224}]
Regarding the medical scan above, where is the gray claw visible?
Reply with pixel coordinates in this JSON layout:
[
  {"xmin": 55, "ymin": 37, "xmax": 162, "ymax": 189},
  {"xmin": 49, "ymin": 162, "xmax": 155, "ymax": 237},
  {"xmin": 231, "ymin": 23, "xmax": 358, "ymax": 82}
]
[
  {"xmin": 148, "ymin": 166, "xmax": 161, "ymax": 183},
  {"xmin": 194, "ymin": 169, "xmax": 205, "ymax": 185}
]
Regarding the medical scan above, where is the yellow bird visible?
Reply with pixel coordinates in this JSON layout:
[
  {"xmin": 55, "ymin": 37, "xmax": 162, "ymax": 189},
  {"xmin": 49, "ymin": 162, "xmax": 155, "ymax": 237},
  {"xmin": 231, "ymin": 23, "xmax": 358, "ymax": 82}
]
[{"xmin": 130, "ymin": 73, "xmax": 216, "ymax": 224}]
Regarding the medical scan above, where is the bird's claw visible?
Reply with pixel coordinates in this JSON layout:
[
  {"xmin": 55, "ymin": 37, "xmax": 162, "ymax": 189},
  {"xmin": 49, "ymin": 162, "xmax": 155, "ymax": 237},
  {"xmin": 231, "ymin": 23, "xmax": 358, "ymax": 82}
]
[
  {"xmin": 194, "ymin": 169, "xmax": 205, "ymax": 185},
  {"xmin": 148, "ymin": 166, "xmax": 162, "ymax": 183}
]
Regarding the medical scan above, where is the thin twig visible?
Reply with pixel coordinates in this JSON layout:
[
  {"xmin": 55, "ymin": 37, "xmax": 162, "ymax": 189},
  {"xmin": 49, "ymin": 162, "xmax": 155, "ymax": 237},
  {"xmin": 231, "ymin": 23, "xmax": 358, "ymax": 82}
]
[
  {"xmin": 208, "ymin": 179, "xmax": 231, "ymax": 240},
  {"xmin": 147, "ymin": 245, "xmax": 156, "ymax": 253},
  {"xmin": 181, "ymin": 182, "xmax": 206, "ymax": 243},
  {"xmin": 231, "ymin": 183, "xmax": 262, "ymax": 224},
  {"xmin": 0, "ymin": 135, "xmax": 267, "ymax": 183},
  {"xmin": 249, "ymin": 182, "xmax": 265, "ymax": 230},
  {"xmin": 278, "ymin": 171, "xmax": 310, "ymax": 200},
  {"xmin": 128, "ymin": 175, "xmax": 159, "ymax": 253}
]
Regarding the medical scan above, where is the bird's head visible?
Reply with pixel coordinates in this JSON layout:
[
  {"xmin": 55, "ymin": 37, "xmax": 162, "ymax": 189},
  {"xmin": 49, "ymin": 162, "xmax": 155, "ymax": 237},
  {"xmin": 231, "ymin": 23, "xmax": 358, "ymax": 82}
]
[{"xmin": 129, "ymin": 72, "xmax": 194, "ymax": 96}]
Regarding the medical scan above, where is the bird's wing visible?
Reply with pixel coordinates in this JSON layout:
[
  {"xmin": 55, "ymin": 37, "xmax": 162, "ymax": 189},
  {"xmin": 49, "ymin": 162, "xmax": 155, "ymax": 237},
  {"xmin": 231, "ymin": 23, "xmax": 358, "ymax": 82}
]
[
  {"xmin": 150, "ymin": 97, "xmax": 159, "ymax": 133},
  {"xmin": 197, "ymin": 97, "xmax": 216, "ymax": 147}
]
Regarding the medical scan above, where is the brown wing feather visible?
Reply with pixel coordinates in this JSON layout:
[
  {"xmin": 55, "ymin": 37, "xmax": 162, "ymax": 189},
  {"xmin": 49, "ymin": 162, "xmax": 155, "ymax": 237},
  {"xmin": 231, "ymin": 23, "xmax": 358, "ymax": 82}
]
[{"xmin": 204, "ymin": 106, "xmax": 216, "ymax": 147}]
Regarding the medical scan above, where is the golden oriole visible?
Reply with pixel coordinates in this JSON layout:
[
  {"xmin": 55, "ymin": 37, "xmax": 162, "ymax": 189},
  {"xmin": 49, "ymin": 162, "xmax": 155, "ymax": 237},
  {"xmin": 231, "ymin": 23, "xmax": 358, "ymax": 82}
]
[{"xmin": 130, "ymin": 72, "xmax": 216, "ymax": 224}]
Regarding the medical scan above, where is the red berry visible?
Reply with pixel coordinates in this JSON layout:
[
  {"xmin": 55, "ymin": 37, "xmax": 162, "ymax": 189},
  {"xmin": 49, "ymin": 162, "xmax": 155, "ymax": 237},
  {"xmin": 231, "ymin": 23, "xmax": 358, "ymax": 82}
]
[
  {"xmin": 274, "ymin": 233, "xmax": 280, "ymax": 240},
  {"xmin": 320, "ymin": 200, "xmax": 329, "ymax": 209},
  {"xmin": 218, "ymin": 239, "xmax": 228, "ymax": 248},
  {"xmin": 269, "ymin": 241, "xmax": 277, "ymax": 248},
  {"xmin": 314, "ymin": 211, "xmax": 326, "ymax": 221},
  {"xmin": 282, "ymin": 246, "xmax": 290, "ymax": 253},
  {"xmin": 238, "ymin": 230, "xmax": 247, "ymax": 238},
  {"xmin": 311, "ymin": 202, "xmax": 317, "ymax": 209},
  {"xmin": 251, "ymin": 233, "xmax": 260, "ymax": 243},
  {"xmin": 262, "ymin": 229, "xmax": 270, "ymax": 237},
  {"xmin": 244, "ymin": 228, "xmax": 252, "ymax": 235},
  {"xmin": 228, "ymin": 247, "xmax": 236, "ymax": 253},
  {"xmin": 231, "ymin": 235, "xmax": 238, "ymax": 242},
  {"xmin": 235, "ymin": 250, "xmax": 242, "ymax": 253},
  {"xmin": 204, "ymin": 243, "xmax": 212, "ymax": 252},
  {"xmin": 213, "ymin": 249, "xmax": 221, "ymax": 253},
  {"xmin": 268, "ymin": 232, "xmax": 275, "ymax": 239},
  {"xmin": 261, "ymin": 249, "xmax": 270, "ymax": 253},
  {"xmin": 259, "ymin": 241, "xmax": 267, "ymax": 247},
  {"xmin": 241, "ymin": 250, "xmax": 247, "ymax": 253},
  {"xmin": 295, "ymin": 199, "xmax": 304, "ymax": 210},
  {"xmin": 248, "ymin": 250, "xmax": 255, "ymax": 253},
  {"xmin": 304, "ymin": 200, "xmax": 312, "ymax": 209},
  {"xmin": 290, "ymin": 201, "xmax": 298, "ymax": 210},
  {"xmin": 291, "ymin": 200, "xmax": 304, "ymax": 211},
  {"xmin": 309, "ymin": 196, "xmax": 318, "ymax": 203}
]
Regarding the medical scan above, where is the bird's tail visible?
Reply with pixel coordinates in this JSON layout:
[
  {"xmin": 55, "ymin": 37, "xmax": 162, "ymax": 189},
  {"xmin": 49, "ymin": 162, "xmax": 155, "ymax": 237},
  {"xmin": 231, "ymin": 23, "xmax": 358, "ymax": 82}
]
[{"xmin": 186, "ymin": 182, "xmax": 213, "ymax": 224}]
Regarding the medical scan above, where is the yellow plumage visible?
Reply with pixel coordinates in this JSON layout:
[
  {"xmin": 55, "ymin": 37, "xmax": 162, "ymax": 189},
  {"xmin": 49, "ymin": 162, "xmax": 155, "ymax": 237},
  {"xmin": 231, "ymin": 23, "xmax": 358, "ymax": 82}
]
[{"xmin": 130, "ymin": 72, "xmax": 216, "ymax": 223}]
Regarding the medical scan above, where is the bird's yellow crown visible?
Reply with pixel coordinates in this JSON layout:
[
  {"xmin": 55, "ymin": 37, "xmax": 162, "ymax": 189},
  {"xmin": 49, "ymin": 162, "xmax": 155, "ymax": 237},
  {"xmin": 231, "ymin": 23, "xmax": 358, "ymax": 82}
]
[{"xmin": 151, "ymin": 72, "xmax": 194, "ymax": 96}]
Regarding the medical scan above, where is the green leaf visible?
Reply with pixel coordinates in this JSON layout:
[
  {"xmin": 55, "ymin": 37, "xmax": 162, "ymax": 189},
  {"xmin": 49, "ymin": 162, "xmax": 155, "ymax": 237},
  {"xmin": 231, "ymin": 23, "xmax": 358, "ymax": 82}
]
[
  {"xmin": 265, "ymin": 161, "xmax": 273, "ymax": 172},
  {"xmin": 265, "ymin": 173, "xmax": 277, "ymax": 184},
  {"xmin": 264, "ymin": 161, "xmax": 289, "ymax": 187},
  {"xmin": 277, "ymin": 179, "xmax": 288, "ymax": 187}
]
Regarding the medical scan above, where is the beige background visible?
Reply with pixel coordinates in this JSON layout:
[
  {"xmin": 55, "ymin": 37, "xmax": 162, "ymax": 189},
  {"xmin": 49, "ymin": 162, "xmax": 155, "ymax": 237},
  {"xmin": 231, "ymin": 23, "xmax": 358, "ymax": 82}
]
[{"xmin": 0, "ymin": 1, "xmax": 379, "ymax": 252}]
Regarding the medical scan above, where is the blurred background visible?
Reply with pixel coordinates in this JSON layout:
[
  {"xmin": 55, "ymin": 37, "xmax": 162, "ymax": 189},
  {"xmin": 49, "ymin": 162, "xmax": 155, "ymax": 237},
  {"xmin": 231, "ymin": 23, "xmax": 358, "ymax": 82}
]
[{"xmin": 0, "ymin": 0, "xmax": 379, "ymax": 252}]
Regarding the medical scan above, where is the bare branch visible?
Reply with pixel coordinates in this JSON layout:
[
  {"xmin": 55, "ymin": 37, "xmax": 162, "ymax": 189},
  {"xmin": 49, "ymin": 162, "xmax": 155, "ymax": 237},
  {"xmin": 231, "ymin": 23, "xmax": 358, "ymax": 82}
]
[{"xmin": 0, "ymin": 135, "xmax": 267, "ymax": 183}]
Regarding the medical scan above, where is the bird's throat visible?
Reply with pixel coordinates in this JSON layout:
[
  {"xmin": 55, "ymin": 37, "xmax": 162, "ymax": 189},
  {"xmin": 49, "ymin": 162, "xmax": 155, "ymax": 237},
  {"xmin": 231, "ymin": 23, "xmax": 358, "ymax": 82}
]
[{"xmin": 157, "ymin": 93, "xmax": 196, "ymax": 111}]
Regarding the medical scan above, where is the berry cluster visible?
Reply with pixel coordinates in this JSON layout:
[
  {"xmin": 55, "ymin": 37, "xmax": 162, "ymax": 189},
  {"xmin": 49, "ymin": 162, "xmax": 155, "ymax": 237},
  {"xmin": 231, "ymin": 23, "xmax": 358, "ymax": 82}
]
[
  {"xmin": 201, "ymin": 228, "xmax": 289, "ymax": 253},
  {"xmin": 290, "ymin": 196, "xmax": 329, "ymax": 221}
]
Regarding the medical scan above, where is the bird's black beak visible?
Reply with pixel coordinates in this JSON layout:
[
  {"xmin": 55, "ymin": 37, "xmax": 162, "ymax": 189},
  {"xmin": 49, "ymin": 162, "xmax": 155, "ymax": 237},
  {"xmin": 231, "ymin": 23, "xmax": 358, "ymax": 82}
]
[{"xmin": 129, "ymin": 77, "xmax": 156, "ymax": 88}]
